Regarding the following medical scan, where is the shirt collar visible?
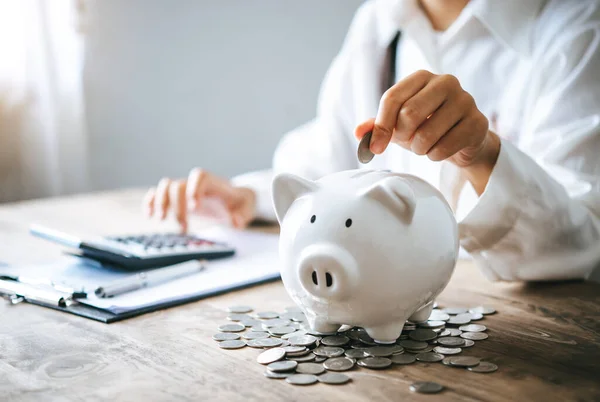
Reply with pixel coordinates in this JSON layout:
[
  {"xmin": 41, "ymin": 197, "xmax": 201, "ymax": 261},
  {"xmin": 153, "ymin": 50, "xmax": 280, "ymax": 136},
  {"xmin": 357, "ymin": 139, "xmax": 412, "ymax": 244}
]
[{"xmin": 375, "ymin": 0, "xmax": 546, "ymax": 56}]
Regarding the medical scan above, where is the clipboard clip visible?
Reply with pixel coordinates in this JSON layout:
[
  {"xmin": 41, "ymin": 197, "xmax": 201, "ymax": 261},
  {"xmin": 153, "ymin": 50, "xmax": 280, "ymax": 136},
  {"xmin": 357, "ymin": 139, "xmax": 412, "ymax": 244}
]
[{"xmin": 0, "ymin": 277, "xmax": 75, "ymax": 307}]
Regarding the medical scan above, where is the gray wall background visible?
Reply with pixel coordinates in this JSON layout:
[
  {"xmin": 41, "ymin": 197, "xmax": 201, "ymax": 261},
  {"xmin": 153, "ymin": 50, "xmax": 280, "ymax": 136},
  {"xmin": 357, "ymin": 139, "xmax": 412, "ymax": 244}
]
[{"xmin": 84, "ymin": 0, "xmax": 363, "ymax": 190}]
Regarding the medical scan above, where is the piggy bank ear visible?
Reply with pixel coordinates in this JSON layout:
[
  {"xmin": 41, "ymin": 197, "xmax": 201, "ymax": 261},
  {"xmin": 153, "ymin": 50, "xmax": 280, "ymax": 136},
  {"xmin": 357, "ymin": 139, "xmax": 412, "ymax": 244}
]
[
  {"xmin": 272, "ymin": 173, "xmax": 319, "ymax": 223},
  {"xmin": 360, "ymin": 177, "xmax": 416, "ymax": 224}
]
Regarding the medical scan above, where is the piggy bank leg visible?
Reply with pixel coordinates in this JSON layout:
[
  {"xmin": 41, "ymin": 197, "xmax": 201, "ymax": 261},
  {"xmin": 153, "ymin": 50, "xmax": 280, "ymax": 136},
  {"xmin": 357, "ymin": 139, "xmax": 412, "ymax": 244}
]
[
  {"xmin": 306, "ymin": 315, "xmax": 340, "ymax": 335},
  {"xmin": 408, "ymin": 301, "xmax": 434, "ymax": 323},
  {"xmin": 364, "ymin": 322, "xmax": 405, "ymax": 344}
]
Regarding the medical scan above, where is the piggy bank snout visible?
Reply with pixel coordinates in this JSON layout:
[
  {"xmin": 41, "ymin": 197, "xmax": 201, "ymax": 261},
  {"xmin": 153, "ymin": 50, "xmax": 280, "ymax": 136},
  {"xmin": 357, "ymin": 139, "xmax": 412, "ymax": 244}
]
[{"xmin": 297, "ymin": 244, "xmax": 357, "ymax": 301}]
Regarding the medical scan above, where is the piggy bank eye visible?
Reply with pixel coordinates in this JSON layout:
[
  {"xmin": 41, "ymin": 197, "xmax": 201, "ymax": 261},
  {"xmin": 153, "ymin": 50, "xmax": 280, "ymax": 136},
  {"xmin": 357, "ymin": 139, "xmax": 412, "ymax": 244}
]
[
  {"xmin": 345, "ymin": 218, "xmax": 352, "ymax": 228},
  {"xmin": 310, "ymin": 215, "xmax": 316, "ymax": 223}
]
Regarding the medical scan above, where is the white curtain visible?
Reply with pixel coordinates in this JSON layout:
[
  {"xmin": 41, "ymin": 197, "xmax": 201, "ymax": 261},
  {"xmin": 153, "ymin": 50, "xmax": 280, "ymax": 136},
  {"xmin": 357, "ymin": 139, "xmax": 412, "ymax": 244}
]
[{"xmin": 0, "ymin": 0, "xmax": 89, "ymax": 202}]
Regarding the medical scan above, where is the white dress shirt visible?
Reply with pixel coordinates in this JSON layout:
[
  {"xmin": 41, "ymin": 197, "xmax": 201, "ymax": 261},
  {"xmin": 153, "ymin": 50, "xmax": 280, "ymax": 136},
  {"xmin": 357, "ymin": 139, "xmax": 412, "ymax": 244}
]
[{"xmin": 233, "ymin": 0, "xmax": 600, "ymax": 282}]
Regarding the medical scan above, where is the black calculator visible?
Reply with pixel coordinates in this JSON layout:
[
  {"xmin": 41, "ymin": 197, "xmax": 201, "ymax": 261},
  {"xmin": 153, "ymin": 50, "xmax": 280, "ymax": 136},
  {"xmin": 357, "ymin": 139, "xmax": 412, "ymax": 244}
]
[{"xmin": 30, "ymin": 225, "xmax": 235, "ymax": 270}]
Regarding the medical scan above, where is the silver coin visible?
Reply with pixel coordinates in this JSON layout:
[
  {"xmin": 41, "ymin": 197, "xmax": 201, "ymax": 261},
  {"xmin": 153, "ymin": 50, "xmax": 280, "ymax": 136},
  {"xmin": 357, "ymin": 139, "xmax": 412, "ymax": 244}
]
[
  {"xmin": 287, "ymin": 352, "xmax": 316, "ymax": 362},
  {"xmin": 442, "ymin": 356, "xmax": 454, "ymax": 366},
  {"xmin": 357, "ymin": 357, "xmax": 392, "ymax": 369},
  {"xmin": 280, "ymin": 312, "xmax": 306, "ymax": 322},
  {"xmin": 442, "ymin": 307, "xmax": 468, "ymax": 315},
  {"xmin": 314, "ymin": 346, "xmax": 345, "ymax": 358},
  {"xmin": 218, "ymin": 323, "xmax": 246, "ymax": 333},
  {"xmin": 323, "ymin": 357, "xmax": 355, "ymax": 371},
  {"xmin": 239, "ymin": 318, "xmax": 263, "ymax": 328},
  {"xmin": 446, "ymin": 328, "xmax": 463, "ymax": 337},
  {"xmin": 448, "ymin": 356, "xmax": 481, "ymax": 368},
  {"xmin": 296, "ymin": 362, "xmax": 326, "ymax": 375},
  {"xmin": 469, "ymin": 306, "xmax": 496, "ymax": 315},
  {"xmin": 364, "ymin": 345, "xmax": 404, "ymax": 357},
  {"xmin": 256, "ymin": 311, "xmax": 279, "ymax": 319},
  {"xmin": 390, "ymin": 354, "xmax": 416, "ymax": 365},
  {"xmin": 345, "ymin": 349, "xmax": 368, "ymax": 359},
  {"xmin": 415, "ymin": 352, "xmax": 444, "ymax": 363},
  {"xmin": 261, "ymin": 319, "xmax": 291, "ymax": 329},
  {"xmin": 437, "ymin": 337, "xmax": 466, "ymax": 347},
  {"xmin": 218, "ymin": 340, "xmax": 246, "ymax": 349},
  {"xmin": 286, "ymin": 374, "xmax": 318, "ymax": 386},
  {"xmin": 318, "ymin": 372, "xmax": 351, "ymax": 385},
  {"xmin": 357, "ymin": 332, "xmax": 378, "ymax": 345},
  {"xmin": 242, "ymin": 331, "xmax": 270, "ymax": 340},
  {"xmin": 410, "ymin": 381, "xmax": 444, "ymax": 394},
  {"xmin": 462, "ymin": 339, "xmax": 475, "ymax": 348},
  {"xmin": 227, "ymin": 305, "xmax": 253, "ymax": 314},
  {"xmin": 264, "ymin": 370, "xmax": 291, "ymax": 379},
  {"xmin": 337, "ymin": 325, "xmax": 353, "ymax": 333},
  {"xmin": 399, "ymin": 340, "xmax": 428, "ymax": 350},
  {"xmin": 280, "ymin": 340, "xmax": 291, "ymax": 347},
  {"xmin": 283, "ymin": 346, "xmax": 307, "ymax": 354},
  {"xmin": 409, "ymin": 329, "xmax": 438, "ymax": 342},
  {"xmin": 314, "ymin": 356, "xmax": 327, "ymax": 363},
  {"xmin": 269, "ymin": 326, "xmax": 296, "ymax": 336},
  {"xmin": 405, "ymin": 345, "xmax": 434, "ymax": 354},
  {"xmin": 212, "ymin": 333, "xmax": 240, "ymax": 341},
  {"xmin": 268, "ymin": 360, "xmax": 298, "ymax": 372},
  {"xmin": 467, "ymin": 312, "xmax": 484, "ymax": 321},
  {"xmin": 460, "ymin": 332, "xmax": 488, "ymax": 341},
  {"xmin": 447, "ymin": 315, "xmax": 471, "ymax": 325},
  {"xmin": 357, "ymin": 130, "xmax": 374, "ymax": 164},
  {"xmin": 438, "ymin": 329, "xmax": 451, "ymax": 337},
  {"xmin": 321, "ymin": 335, "xmax": 350, "ymax": 347},
  {"xmin": 227, "ymin": 313, "xmax": 251, "ymax": 321},
  {"xmin": 418, "ymin": 320, "xmax": 446, "ymax": 329},
  {"xmin": 434, "ymin": 346, "xmax": 462, "ymax": 355},
  {"xmin": 257, "ymin": 347, "xmax": 286, "ymax": 365},
  {"xmin": 468, "ymin": 361, "xmax": 498, "ymax": 373},
  {"xmin": 246, "ymin": 338, "xmax": 283, "ymax": 348},
  {"xmin": 289, "ymin": 334, "xmax": 318, "ymax": 347},
  {"xmin": 429, "ymin": 311, "xmax": 450, "ymax": 321},
  {"xmin": 281, "ymin": 330, "xmax": 305, "ymax": 340},
  {"xmin": 459, "ymin": 324, "xmax": 487, "ymax": 333}
]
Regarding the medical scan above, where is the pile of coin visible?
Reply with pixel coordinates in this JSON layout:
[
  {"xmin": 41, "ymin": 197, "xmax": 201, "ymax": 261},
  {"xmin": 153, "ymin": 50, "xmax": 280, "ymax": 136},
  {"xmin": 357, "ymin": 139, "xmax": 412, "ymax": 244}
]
[{"xmin": 213, "ymin": 304, "xmax": 498, "ymax": 392}]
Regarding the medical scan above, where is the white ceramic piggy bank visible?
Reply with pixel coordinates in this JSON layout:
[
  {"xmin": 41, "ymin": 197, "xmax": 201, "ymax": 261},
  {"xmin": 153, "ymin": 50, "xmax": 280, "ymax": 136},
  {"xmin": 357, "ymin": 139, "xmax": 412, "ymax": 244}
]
[{"xmin": 272, "ymin": 169, "xmax": 458, "ymax": 344}]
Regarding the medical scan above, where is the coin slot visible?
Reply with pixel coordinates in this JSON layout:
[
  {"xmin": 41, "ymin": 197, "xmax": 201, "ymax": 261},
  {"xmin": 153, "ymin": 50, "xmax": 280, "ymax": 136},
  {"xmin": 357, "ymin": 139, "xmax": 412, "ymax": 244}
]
[
  {"xmin": 312, "ymin": 271, "xmax": 318, "ymax": 285},
  {"xmin": 325, "ymin": 272, "xmax": 333, "ymax": 287}
]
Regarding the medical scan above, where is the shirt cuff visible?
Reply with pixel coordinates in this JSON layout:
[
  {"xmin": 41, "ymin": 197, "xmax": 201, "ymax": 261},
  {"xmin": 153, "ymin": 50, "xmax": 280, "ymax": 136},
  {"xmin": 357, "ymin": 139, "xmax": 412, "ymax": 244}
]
[
  {"xmin": 458, "ymin": 139, "xmax": 527, "ymax": 253},
  {"xmin": 231, "ymin": 169, "xmax": 277, "ymax": 222}
]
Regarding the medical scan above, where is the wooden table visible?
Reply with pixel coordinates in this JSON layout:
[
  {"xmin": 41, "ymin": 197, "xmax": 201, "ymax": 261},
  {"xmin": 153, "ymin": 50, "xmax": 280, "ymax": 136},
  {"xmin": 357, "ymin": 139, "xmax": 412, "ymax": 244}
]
[{"xmin": 1, "ymin": 190, "xmax": 599, "ymax": 402}]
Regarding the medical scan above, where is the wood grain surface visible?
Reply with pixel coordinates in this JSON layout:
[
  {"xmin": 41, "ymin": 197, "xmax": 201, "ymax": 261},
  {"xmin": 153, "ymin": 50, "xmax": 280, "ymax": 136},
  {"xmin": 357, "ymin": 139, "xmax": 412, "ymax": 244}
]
[{"xmin": 0, "ymin": 190, "xmax": 599, "ymax": 402}]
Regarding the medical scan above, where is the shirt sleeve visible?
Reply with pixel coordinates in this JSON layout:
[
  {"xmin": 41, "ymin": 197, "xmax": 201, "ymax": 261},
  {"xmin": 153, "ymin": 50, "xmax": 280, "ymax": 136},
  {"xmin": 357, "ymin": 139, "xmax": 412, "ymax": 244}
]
[
  {"xmin": 458, "ymin": 16, "xmax": 600, "ymax": 281},
  {"xmin": 232, "ymin": 3, "xmax": 375, "ymax": 221}
]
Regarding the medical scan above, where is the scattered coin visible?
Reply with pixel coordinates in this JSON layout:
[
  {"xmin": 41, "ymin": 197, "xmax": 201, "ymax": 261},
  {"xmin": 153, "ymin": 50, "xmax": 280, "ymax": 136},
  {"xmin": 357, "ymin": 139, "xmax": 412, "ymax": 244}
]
[
  {"xmin": 357, "ymin": 130, "xmax": 375, "ymax": 164},
  {"xmin": 448, "ymin": 315, "xmax": 471, "ymax": 325},
  {"xmin": 289, "ymin": 334, "xmax": 319, "ymax": 347},
  {"xmin": 437, "ymin": 337, "xmax": 466, "ymax": 347},
  {"xmin": 296, "ymin": 362, "xmax": 326, "ymax": 375},
  {"xmin": 357, "ymin": 357, "xmax": 392, "ymax": 369},
  {"xmin": 406, "ymin": 345, "xmax": 434, "ymax": 354},
  {"xmin": 242, "ymin": 331, "xmax": 270, "ymax": 340},
  {"xmin": 434, "ymin": 346, "xmax": 462, "ymax": 355},
  {"xmin": 438, "ymin": 329, "xmax": 451, "ymax": 337},
  {"xmin": 269, "ymin": 326, "xmax": 296, "ymax": 336},
  {"xmin": 409, "ymin": 329, "xmax": 438, "ymax": 342},
  {"xmin": 314, "ymin": 356, "xmax": 327, "ymax": 363},
  {"xmin": 469, "ymin": 306, "xmax": 496, "ymax": 315},
  {"xmin": 429, "ymin": 311, "xmax": 450, "ymax": 321},
  {"xmin": 468, "ymin": 361, "xmax": 498, "ymax": 373},
  {"xmin": 283, "ymin": 346, "xmax": 307, "ymax": 355},
  {"xmin": 467, "ymin": 312, "xmax": 484, "ymax": 321},
  {"xmin": 462, "ymin": 339, "xmax": 475, "ymax": 348},
  {"xmin": 446, "ymin": 328, "xmax": 462, "ymax": 337},
  {"xmin": 416, "ymin": 352, "xmax": 444, "ymax": 363},
  {"xmin": 321, "ymin": 335, "xmax": 350, "ymax": 347},
  {"xmin": 218, "ymin": 340, "xmax": 246, "ymax": 349},
  {"xmin": 268, "ymin": 360, "xmax": 298, "ymax": 372},
  {"xmin": 448, "ymin": 356, "xmax": 481, "ymax": 368},
  {"xmin": 287, "ymin": 352, "xmax": 316, "ymax": 362},
  {"xmin": 461, "ymin": 332, "xmax": 489, "ymax": 340},
  {"xmin": 399, "ymin": 340, "xmax": 429, "ymax": 350},
  {"xmin": 218, "ymin": 323, "xmax": 246, "ymax": 333},
  {"xmin": 227, "ymin": 305, "xmax": 253, "ymax": 314},
  {"xmin": 443, "ymin": 307, "xmax": 468, "ymax": 315},
  {"xmin": 257, "ymin": 347, "xmax": 286, "ymax": 365},
  {"xmin": 390, "ymin": 354, "xmax": 416, "ymax": 364},
  {"xmin": 323, "ymin": 357, "xmax": 355, "ymax": 371},
  {"xmin": 314, "ymin": 346, "xmax": 345, "ymax": 358},
  {"xmin": 281, "ymin": 330, "xmax": 305, "ymax": 340},
  {"xmin": 419, "ymin": 320, "xmax": 446, "ymax": 329},
  {"xmin": 410, "ymin": 381, "xmax": 444, "ymax": 394},
  {"xmin": 212, "ymin": 333, "xmax": 240, "ymax": 341},
  {"xmin": 264, "ymin": 370, "xmax": 291, "ymax": 379},
  {"xmin": 442, "ymin": 357, "xmax": 454, "ymax": 366},
  {"xmin": 286, "ymin": 373, "xmax": 319, "ymax": 385},
  {"xmin": 227, "ymin": 313, "xmax": 251, "ymax": 321},
  {"xmin": 364, "ymin": 345, "xmax": 403, "ymax": 357},
  {"xmin": 459, "ymin": 324, "xmax": 487, "ymax": 333},
  {"xmin": 261, "ymin": 319, "xmax": 291, "ymax": 329},
  {"xmin": 246, "ymin": 338, "xmax": 283, "ymax": 348},
  {"xmin": 318, "ymin": 372, "xmax": 351, "ymax": 385},
  {"xmin": 345, "ymin": 349, "xmax": 368, "ymax": 359},
  {"xmin": 239, "ymin": 318, "xmax": 263, "ymax": 328},
  {"xmin": 256, "ymin": 311, "xmax": 279, "ymax": 319}
]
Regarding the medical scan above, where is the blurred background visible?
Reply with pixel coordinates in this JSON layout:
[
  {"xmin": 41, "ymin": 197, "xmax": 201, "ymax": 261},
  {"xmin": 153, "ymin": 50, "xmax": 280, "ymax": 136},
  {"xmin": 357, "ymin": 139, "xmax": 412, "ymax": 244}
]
[{"xmin": 0, "ymin": 0, "xmax": 363, "ymax": 203}]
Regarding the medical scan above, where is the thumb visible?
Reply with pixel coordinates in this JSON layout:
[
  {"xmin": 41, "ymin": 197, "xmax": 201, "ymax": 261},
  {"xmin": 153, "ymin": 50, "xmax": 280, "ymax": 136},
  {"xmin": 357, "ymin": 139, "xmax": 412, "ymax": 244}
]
[{"xmin": 355, "ymin": 118, "xmax": 376, "ymax": 140}]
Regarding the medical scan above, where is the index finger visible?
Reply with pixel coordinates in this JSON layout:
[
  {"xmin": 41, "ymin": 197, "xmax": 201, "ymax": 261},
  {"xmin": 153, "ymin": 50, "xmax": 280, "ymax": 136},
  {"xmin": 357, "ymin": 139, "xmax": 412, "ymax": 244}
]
[{"xmin": 371, "ymin": 70, "xmax": 433, "ymax": 154}]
